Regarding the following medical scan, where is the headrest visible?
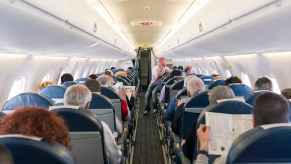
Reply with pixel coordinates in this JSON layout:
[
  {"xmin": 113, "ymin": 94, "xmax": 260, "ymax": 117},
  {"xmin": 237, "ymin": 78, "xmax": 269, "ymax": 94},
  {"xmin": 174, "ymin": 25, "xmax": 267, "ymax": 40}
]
[
  {"xmin": 75, "ymin": 78, "xmax": 89, "ymax": 84},
  {"xmin": 171, "ymin": 80, "xmax": 184, "ymax": 90},
  {"xmin": 0, "ymin": 135, "xmax": 74, "ymax": 164},
  {"xmin": 39, "ymin": 85, "xmax": 66, "ymax": 99},
  {"xmin": 61, "ymin": 81, "xmax": 77, "ymax": 88},
  {"xmin": 229, "ymin": 84, "xmax": 253, "ymax": 99},
  {"xmin": 185, "ymin": 91, "xmax": 209, "ymax": 108},
  {"xmin": 227, "ymin": 124, "xmax": 291, "ymax": 163},
  {"xmin": 51, "ymin": 108, "xmax": 103, "ymax": 132},
  {"xmin": 200, "ymin": 75, "xmax": 213, "ymax": 85},
  {"xmin": 208, "ymin": 80, "xmax": 225, "ymax": 90},
  {"xmin": 245, "ymin": 90, "xmax": 271, "ymax": 105},
  {"xmin": 90, "ymin": 93, "xmax": 114, "ymax": 109},
  {"xmin": 197, "ymin": 101, "xmax": 252, "ymax": 126},
  {"xmin": 2, "ymin": 93, "xmax": 53, "ymax": 112},
  {"xmin": 100, "ymin": 87, "xmax": 120, "ymax": 99},
  {"xmin": 176, "ymin": 88, "xmax": 187, "ymax": 99}
]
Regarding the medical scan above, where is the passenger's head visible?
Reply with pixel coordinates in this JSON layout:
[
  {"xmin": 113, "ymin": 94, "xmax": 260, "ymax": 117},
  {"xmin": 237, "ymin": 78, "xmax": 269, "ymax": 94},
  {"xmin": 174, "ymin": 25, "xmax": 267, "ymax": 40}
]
[
  {"xmin": 0, "ymin": 107, "xmax": 70, "ymax": 148},
  {"xmin": 254, "ymin": 77, "xmax": 272, "ymax": 91},
  {"xmin": 170, "ymin": 69, "xmax": 183, "ymax": 78},
  {"xmin": 97, "ymin": 75, "xmax": 114, "ymax": 87},
  {"xmin": 104, "ymin": 69, "xmax": 113, "ymax": 77},
  {"xmin": 88, "ymin": 74, "xmax": 98, "ymax": 80},
  {"xmin": 178, "ymin": 65, "xmax": 184, "ymax": 71},
  {"xmin": 64, "ymin": 84, "xmax": 92, "ymax": 110},
  {"xmin": 184, "ymin": 65, "xmax": 192, "ymax": 75},
  {"xmin": 253, "ymin": 92, "xmax": 289, "ymax": 127},
  {"xmin": 225, "ymin": 76, "xmax": 242, "ymax": 85},
  {"xmin": 115, "ymin": 71, "xmax": 127, "ymax": 78},
  {"xmin": 281, "ymin": 88, "xmax": 291, "ymax": 99},
  {"xmin": 185, "ymin": 76, "xmax": 205, "ymax": 97},
  {"xmin": 208, "ymin": 86, "xmax": 235, "ymax": 105},
  {"xmin": 61, "ymin": 73, "xmax": 74, "ymax": 84},
  {"xmin": 0, "ymin": 145, "xmax": 13, "ymax": 164},
  {"xmin": 85, "ymin": 79, "xmax": 101, "ymax": 93},
  {"xmin": 159, "ymin": 57, "xmax": 166, "ymax": 67}
]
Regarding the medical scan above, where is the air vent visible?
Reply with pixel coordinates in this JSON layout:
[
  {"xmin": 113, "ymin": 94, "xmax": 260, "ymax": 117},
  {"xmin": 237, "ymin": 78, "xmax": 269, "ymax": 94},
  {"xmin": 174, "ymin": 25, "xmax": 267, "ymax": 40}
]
[{"xmin": 130, "ymin": 20, "xmax": 163, "ymax": 27}]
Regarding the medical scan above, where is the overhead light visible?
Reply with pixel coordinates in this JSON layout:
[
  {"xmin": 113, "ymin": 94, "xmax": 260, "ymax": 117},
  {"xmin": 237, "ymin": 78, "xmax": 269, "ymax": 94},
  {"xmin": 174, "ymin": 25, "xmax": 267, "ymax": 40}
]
[{"xmin": 156, "ymin": 0, "xmax": 209, "ymax": 50}]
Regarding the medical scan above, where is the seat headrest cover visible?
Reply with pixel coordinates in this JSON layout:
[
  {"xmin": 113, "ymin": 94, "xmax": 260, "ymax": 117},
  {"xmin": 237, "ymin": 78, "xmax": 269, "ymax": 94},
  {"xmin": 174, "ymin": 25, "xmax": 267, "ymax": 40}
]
[
  {"xmin": 245, "ymin": 90, "xmax": 272, "ymax": 105},
  {"xmin": 0, "ymin": 135, "xmax": 74, "ymax": 164},
  {"xmin": 185, "ymin": 91, "xmax": 209, "ymax": 108},
  {"xmin": 40, "ymin": 85, "xmax": 66, "ymax": 99},
  {"xmin": 229, "ymin": 84, "xmax": 253, "ymax": 99},
  {"xmin": 2, "ymin": 93, "xmax": 53, "ymax": 111},
  {"xmin": 51, "ymin": 108, "xmax": 103, "ymax": 132},
  {"xmin": 227, "ymin": 125, "xmax": 291, "ymax": 163},
  {"xmin": 90, "ymin": 93, "xmax": 114, "ymax": 109}
]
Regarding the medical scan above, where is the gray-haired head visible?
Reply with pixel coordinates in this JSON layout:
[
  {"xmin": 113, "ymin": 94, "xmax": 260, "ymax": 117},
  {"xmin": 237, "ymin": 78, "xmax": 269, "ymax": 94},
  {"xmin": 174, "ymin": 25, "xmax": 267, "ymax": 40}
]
[
  {"xmin": 255, "ymin": 77, "xmax": 273, "ymax": 91},
  {"xmin": 208, "ymin": 86, "xmax": 235, "ymax": 105},
  {"xmin": 185, "ymin": 75, "xmax": 205, "ymax": 97},
  {"xmin": 97, "ymin": 75, "xmax": 114, "ymax": 87},
  {"xmin": 64, "ymin": 84, "xmax": 92, "ymax": 110}
]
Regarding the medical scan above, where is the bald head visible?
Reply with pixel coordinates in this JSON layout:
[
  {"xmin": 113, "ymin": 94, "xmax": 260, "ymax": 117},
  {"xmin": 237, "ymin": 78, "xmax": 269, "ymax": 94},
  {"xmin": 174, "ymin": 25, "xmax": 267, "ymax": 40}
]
[
  {"xmin": 64, "ymin": 84, "xmax": 92, "ymax": 110},
  {"xmin": 254, "ymin": 92, "xmax": 289, "ymax": 127}
]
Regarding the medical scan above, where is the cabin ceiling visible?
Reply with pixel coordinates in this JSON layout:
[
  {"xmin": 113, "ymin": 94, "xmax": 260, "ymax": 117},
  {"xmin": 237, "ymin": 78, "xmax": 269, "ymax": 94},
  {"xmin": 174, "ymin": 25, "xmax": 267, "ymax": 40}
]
[{"xmin": 99, "ymin": 0, "xmax": 195, "ymax": 47}]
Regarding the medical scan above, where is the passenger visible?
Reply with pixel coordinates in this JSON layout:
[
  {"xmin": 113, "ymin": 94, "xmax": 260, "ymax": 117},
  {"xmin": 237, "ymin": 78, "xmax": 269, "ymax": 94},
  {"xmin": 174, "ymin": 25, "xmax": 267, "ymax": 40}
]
[
  {"xmin": 88, "ymin": 74, "xmax": 98, "ymax": 80},
  {"xmin": 114, "ymin": 71, "xmax": 128, "ymax": 78},
  {"xmin": 152, "ymin": 57, "xmax": 170, "ymax": 82},
  {"xmin": 185, "ymin": 65, "xmax": 193, "ymax": 76},
  {"xmin": 98, "ymin": 74, "xmax": 115, "ymax": 87},
  {"xmin": 38, "ymin": 80, "xmax": 54, "ymax": 91},
  {"xmin": 281, "ymin": 88, "xmax": 291, "ymax": 99},
  {"xmin": 196, "ymin": 92, "xmax": 289, "ymax": 164},
  {"xmin": 85, "ymin": 79, "xmax": 101, "ymax": 93},
  {"xmin": 63, "ymin": 85, "xmax": 123, "ymax": 164},
  {"xmin": 0, "ymin": 107, "xmax": 70, "ymax": 149},
  {"xmin": 0, "ymin": 145, "xmax": 13, "ymax": 164},
  {"xmin": 178, "ymin": 65, "xmax": 184, "ymax": 71},
  {"xmin": 60, "ymin": 73, "xmax": 74, "ymax": 84},
  {"xmin": 254, "ymin": 77, "xmax": 273, "ymax": 91},
  {"xmin": 105, "ymin": 69, "xmax": 114, "ymax": 77},
  {"xmin": 224, "ymin": 76, "xmax": 242, "ymax": 86}
]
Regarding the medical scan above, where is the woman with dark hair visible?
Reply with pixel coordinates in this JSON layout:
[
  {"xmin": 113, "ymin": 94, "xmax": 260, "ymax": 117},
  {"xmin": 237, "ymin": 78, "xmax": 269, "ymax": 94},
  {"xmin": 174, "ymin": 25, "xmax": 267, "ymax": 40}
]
[{"xmin": 0, "ymin": 107, "xmax": 70, "ymax": 149}]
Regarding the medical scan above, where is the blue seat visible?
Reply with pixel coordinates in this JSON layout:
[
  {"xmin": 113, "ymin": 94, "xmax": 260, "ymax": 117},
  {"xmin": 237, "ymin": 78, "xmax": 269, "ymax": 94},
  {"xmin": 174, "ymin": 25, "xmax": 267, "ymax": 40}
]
[
  {"xmin": 101, "ymin": 87, "xmax": 121, "ymax": 99},
  {"xmin": 0, "ymin": 135, "xmax": 74, "ymax": 164},
  {"xmin": 246, "ymin": 90, "xmax": 271, "ymax": 105},
  {"xmin": 61, "ymin": 81, "xmax": 77, "ymax": 88},
  {"xmin": 2, "ymin": 93, "xmax": 53, "ymax": 112},
  {"xmin": 200, "ymin": 75, "xmax": 213, "ymax": 86},
  {"xmin": 90, "ymin": 93, "xmax": 116, "ymax": 131},
  {"xmin": 39, "ymin": 85, "xmax": 66, "ymax": 100},
  {"xmin": 51, "ymin": 108, "xmax": 107, "ymax": 164},
  {"xmin": 229, "ymin": 84, "xmax": 253, "ymax": 99},
  {"xmin": 208, "ymin": 80, "xmax": 225, "ymax": 90},
  {"xmin": 227, "ymin": 124, "xmax": 291, "ymax": 164},
  {"xmin": 75, "ymin": 78, "xmax": 89, "ymax": 84}
]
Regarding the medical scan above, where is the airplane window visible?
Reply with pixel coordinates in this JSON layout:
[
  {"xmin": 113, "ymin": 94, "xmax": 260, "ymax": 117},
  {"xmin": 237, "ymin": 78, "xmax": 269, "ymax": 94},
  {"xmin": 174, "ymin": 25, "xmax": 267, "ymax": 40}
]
[
  {"xmin": 266, "ymin": 76, "xmax": 281, "ymax": 94},
  {"xmin": 8, "ymin": 77, "xmax": 26, "ymax": 99},
  {"xmin": 225, "ymin": 70, "xmax": 232, "ymax": 78},
  {"xmin": 241, "ymin": 72, "xmax": 252, "ymax": 88},
  {"xmin": 41, "ymin": 73, "xmax": 52, "ymax": 83}
]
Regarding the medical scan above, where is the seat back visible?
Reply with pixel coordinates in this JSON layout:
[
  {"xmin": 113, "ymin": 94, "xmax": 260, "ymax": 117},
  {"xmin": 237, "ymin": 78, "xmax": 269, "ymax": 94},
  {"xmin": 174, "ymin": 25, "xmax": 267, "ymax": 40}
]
[
  {"xmin": 245, "ymin": 90, "xmax": 271, "ymax": 105},
  {"xmin": 200, "ymin": 75, "xmax": 213, "ymax": 86},
  {"xmin": 227, "ymin": 124, "xmax": 291, "ymax": 164},
  {"xmin": 90, "ymin": 93, "xmax": 116, "ymax": 131},
  {"xmin": 208, "ymin": 80, "xmax": 225, "ymax": 90},
  {"xmin": 100, "ymin": 87, "xmax": 122, "ymax": 121},
  {"xmin": 39, "ymin": 85, "xmax": 66, "ymax": 104},
  {"xmin": 182, "ymin": 91, "xmax": 209, "ymax": 137},
  {"xmin": 51, "ymin": 108, "xmax": 106, "ymax": 164},
  {"xmin": 169, "ymin": 80, "xmax": 184, "ymax": 101},
  {"xmin": 75, "ymin": 78, "xmax": 89, "ymax": 84},
  {"xmin": 2, "ymin": 93, "xmax": 53, "ymax": 112},
  {"xmin": 62, "ymin": 81, "xmax": 77, "ymax": 88},
  {"xmin": 229, "ymin": 84, "xmax": 253, "ymax": 99},
  {"xmin": 0, "ymin": 135, "xmax": 74, "ymax": 164}
]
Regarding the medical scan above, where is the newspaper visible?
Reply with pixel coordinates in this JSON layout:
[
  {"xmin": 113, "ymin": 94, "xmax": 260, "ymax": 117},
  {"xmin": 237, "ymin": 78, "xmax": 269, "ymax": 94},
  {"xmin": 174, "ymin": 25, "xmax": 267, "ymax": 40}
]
[
  {"xmin": 205, "ymin": 112, "xmax": 253, "ymax": 155},
  {"xmin": 123, "ymin": 86, "xmax": 136, "ymax": 99}
]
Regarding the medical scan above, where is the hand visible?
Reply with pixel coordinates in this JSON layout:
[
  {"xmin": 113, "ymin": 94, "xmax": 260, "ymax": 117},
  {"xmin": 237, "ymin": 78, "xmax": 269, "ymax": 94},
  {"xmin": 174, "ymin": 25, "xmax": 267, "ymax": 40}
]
[{"xmin": 197, "ymin": 124, "xmax": 209, "ymax": 151}]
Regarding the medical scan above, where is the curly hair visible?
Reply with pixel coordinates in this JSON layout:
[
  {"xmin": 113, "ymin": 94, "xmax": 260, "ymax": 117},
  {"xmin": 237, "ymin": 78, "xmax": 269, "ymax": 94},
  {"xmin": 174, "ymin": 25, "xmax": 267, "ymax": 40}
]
[{"xmin": 0, "ymin": 107, "xmax": 70, "ymax": 149}]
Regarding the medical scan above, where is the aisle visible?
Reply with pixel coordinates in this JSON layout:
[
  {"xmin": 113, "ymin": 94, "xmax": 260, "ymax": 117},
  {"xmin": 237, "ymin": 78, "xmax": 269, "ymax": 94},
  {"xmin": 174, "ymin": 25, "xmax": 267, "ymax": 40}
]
[{"xmin": 132, "ymin": 93, "xmax": 164, "ymax": 164}]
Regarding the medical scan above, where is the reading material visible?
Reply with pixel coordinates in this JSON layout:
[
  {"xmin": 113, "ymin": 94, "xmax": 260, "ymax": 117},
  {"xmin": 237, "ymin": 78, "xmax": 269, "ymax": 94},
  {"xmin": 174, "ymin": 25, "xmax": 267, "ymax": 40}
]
[{"xmin": 205, "ymin": 112, "xmax": 253, "ymax": 155}]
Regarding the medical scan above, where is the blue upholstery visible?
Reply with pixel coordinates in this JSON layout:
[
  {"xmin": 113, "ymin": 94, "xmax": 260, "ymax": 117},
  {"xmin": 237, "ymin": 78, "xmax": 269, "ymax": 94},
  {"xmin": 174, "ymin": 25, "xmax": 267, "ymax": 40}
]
[
  {"xmin": 75, "ymin": 78, "xmax": 89, "ymax": 84},
  {"xmin": 246, "ymin": 90, "xmax": 271, "ymax": 106},
  {"xmin": 200, "ymin": 75, "xmax": 213, "ymax": 86},
  {"xmin": 229, "ymin": 84, "xmax": 253, "ymax": 99},
  {"xmin": 227, "ymin": 125, "xmax": 291, "ymax": 164},
  {"xmin": 101, "ymin": 87, "xmax": 121, "ymax": 99},
  {"xmin": 39, "ymin": 85, "xmax": 66, "ymax": 99},
  {"xmin": 185, "ymin": 91, "xmax": 209, "ymax": 108},
  {"xmin": 208, "ymin": 80, "xmax": 225, "ymax": 90},
  {"xmin": 62, "ymin": 81, "xmax": 77, "ymax": 88},
  {"xmin": 90, "ymin": 93, "xmax": 114, "ymax": 109},
  {"xmin": 2, "ymin": 93, "xmax": 53, "ymax": 112},
  {"xmin": 0, "ymin": 135, "xmax": 74, "ymax": 164}
]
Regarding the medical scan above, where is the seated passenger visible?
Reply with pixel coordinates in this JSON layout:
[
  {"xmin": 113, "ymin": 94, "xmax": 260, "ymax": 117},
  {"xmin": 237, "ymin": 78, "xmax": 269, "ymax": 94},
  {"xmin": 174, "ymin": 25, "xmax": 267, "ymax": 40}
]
[
  {"xmin": 0, "ymin": 107, "xmax": 70, "ymax": 149},
  {"xmin": 196, "ymin": 92, "xmax": 289, "ymax": 164},
  {"xmin": 105, "ymin": 69, "xmax": 114, "ymax": 77},
  {"xmin": 185, "ymin": 65, "xmax": 193, "ymax": 76},
  {"xmin": 282, "ymin": 88, "xmax": 291, "ymax": 99},
  {"xmin": 224, "ymin": 76, "xmax": 242, "ymax": 85},
  {"xmin": 64, "ymin": 85, "xmax": 123, "ymax": 164},
  {"xmin": 98, "ymin": 74, "xmax": 115, "ymax": 87},
  {"xmin": 88, "ymin": 74, "xmax": 98, "ymax": 80},
  {"xmin": 85, "ymin": 79, "xmax": 101, "ymax": 93},
  {"xmin": 254, "ymin": 77, "xmax": 273, "ymax": 91},
  {"xmin": 60, "ymin": 73, "xmax": 74, "ymax": 84}
]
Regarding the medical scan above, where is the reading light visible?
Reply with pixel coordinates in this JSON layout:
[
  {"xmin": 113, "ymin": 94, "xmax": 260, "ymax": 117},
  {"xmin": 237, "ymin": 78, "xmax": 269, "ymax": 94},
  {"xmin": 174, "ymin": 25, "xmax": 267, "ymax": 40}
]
[{"xmin": 156, "ymin": 0, "xmax": 209, "ymax": 50}]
